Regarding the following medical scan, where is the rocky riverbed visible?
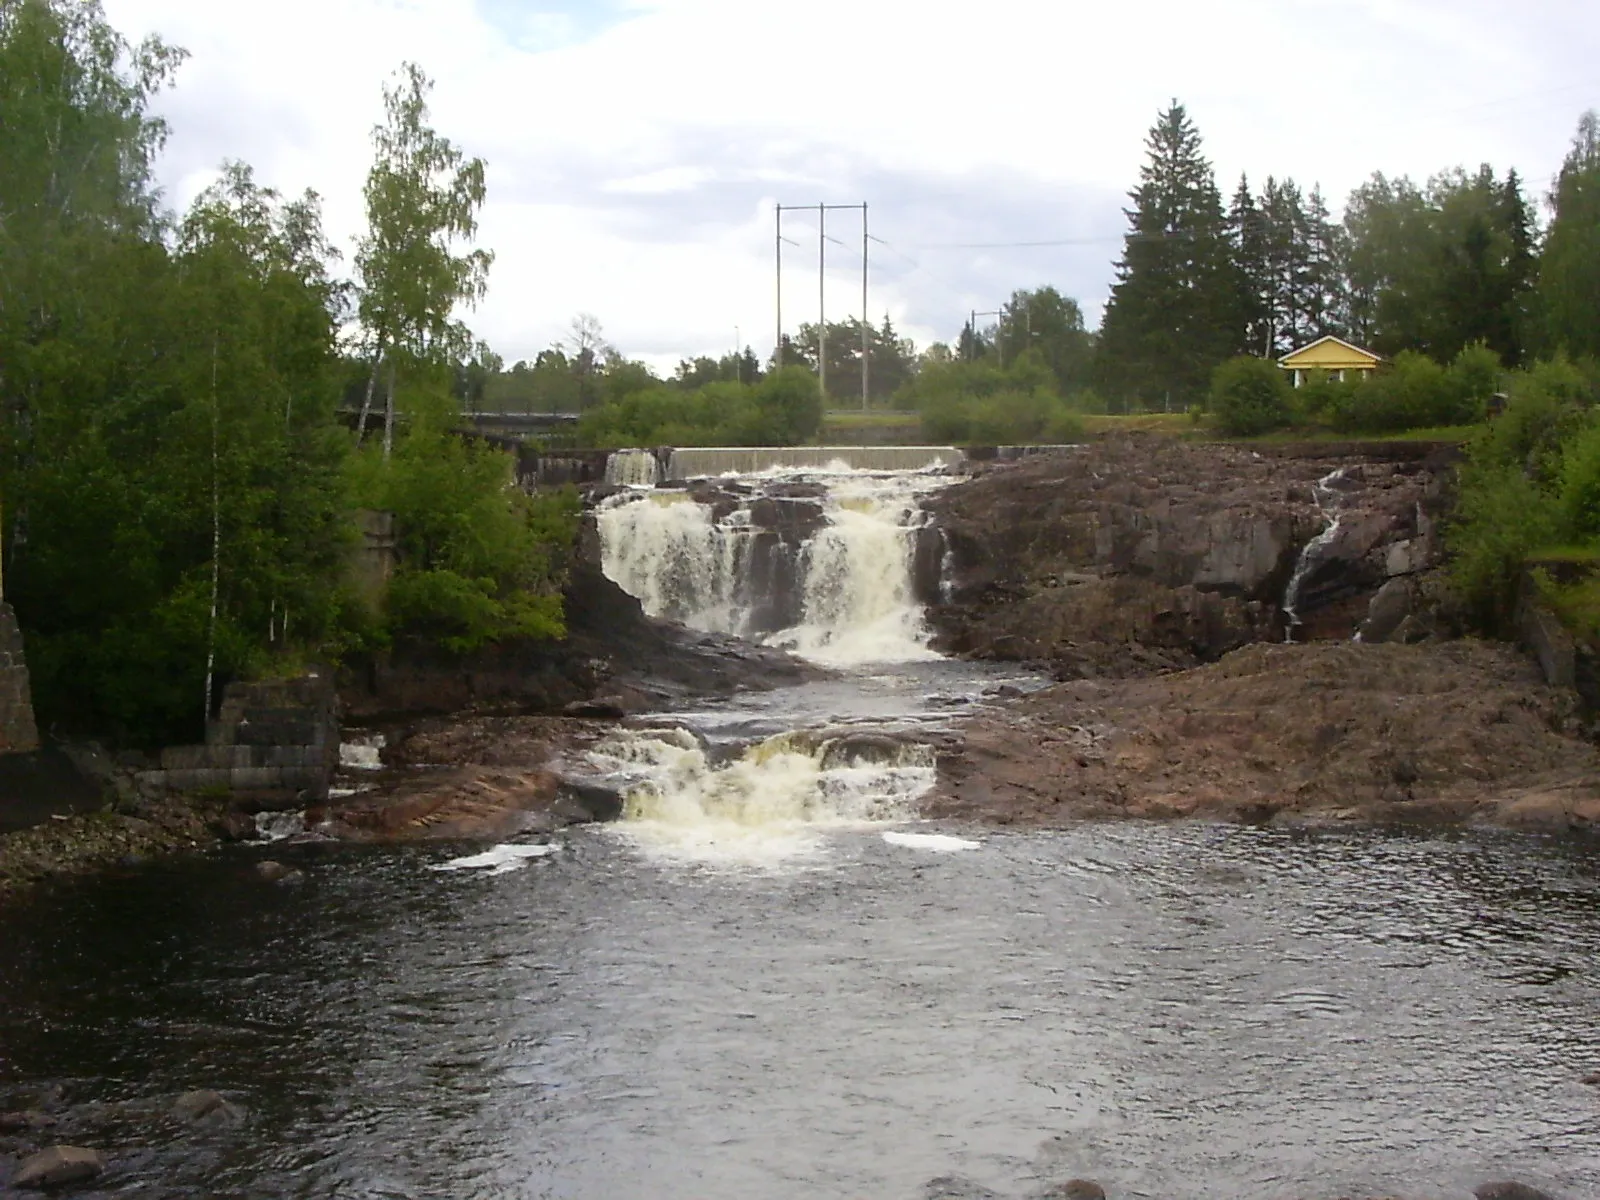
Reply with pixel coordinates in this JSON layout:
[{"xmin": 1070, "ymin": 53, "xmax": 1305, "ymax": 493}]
[{"xmin": 929, "ymin": 639, "xmax": 1599, "ymax": 830}]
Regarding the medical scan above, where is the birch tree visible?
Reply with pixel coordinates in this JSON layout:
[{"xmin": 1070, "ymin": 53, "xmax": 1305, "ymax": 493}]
[{"xmin": 354, "ymin": 62, "xmax": 492, "ymax": 455}]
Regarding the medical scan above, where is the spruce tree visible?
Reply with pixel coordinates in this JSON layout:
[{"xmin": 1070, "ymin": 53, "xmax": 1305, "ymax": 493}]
[
  {"xmin": 1228, "ymin": 174, "xmax": 1272, "ymax": 356},
  {"xmin": 1537, "ymin": 112, "xmax": 1600, "ymax": 361},
  {"xmin": 1098, "ymin": 101, "xmax": 1240, "ymax": 407}
]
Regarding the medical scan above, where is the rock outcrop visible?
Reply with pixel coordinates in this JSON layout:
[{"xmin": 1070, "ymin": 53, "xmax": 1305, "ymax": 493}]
[
  {"xmin": 925, "ymin": 436, "xmax": 1457, "ymax": 677},
  {"xmin": 930, "ymin": 640, "xmax": 1600, "ymax": 831},
  {"xmin": 340, "ymin": 560, "xmax": 817, "ymax": 721},
  {"xmin": 312, "ymin": 715, "xmax": 620, "ymax": 840}
]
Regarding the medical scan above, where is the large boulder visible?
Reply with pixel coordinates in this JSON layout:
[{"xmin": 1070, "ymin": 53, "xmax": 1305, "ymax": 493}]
[{"xmin": 12, "ymin": 1146, "xmax": 103, "ymax": 1189}]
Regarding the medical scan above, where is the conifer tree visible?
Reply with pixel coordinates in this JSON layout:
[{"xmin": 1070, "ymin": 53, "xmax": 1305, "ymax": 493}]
[
  {"xmin": 1227, "ymin": 174, "xmax": 1271, "ymax": 357},
  {"xmin": 1097, "ymin": 101, "xmax": 1240, "ymax": 407},
  {"xmin": 1538, "ymin": 111, "xmax": 1600, "ymax": 361}
]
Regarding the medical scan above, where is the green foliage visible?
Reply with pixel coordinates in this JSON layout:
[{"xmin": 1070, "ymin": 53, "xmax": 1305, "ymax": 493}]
[
  {"xmin": 1343, "ymin": 166, "xmax": 1537, "ymax": 363},
  {"xmin": 1539, "ymin": 111, "xmax": 1600, "ymax": 361},
  {"xmin": 348, "ymin": 388, "xmax": 576, "ymax": 650},
  {"xmin": 1326, "ymin": 346, "xmax": 1495, "ymax": 434},
  {"xmin": 576, "ymin": 366, "xmax": 821, "ymax": 447},
  {"xmin": 899, "ymin": 352, "xmax": 1081, "ymax": 443},
  {"xmin": 1208, "ymin": 356, "xmax": 1293, "ymax": 436},
  {"xmin": 0, "ymin": 16, "xmax": 358, "ymax": 745},
  {"xmin": 1557, "ymin": 416, "xmax": 1600, "ymax": 541},
  {"xmin": 1447, "ymin": 461, "xmax": 1562, "ymax": 633},
  {"xmin": 1446, "ymin": 355, "xmax": 1600, "ymax": 633},
  {"xmin": 1097, "ymin": 101, "xmax": 1242, "ymax": 409}
]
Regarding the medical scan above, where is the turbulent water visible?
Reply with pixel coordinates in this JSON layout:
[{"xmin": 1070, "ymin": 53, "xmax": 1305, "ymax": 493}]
[
  {"xmin": 596, "ymin": 464, "xmax": 943, "ymax": 666},
  {"xmin": 3, "ymin": 461, "xmax": 1599, "ymax": 1198}
]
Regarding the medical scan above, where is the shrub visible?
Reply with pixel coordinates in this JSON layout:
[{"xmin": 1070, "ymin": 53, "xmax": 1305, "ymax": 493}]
[
  {"xmin": 349, "ymin": 388, "xmax": 578, "ymax": 650},
  {"xmin": 1447, "ymin": 460, "xmax": 1563, "ymax": 633},
  {"xmin": 1558, "ymin": 414, "xmax": 1600, "ymax": 541},
  {"xmin": 1209, "ymin": 356, "xmax": 1293, "ymax": 436}
]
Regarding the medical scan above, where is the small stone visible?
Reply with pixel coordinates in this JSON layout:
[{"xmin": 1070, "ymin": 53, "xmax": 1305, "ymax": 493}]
[
  {"xmin": 1044, "ymin": 1182, "xmax": 1107, "ymax": 1200},
  {"xmin": 12, "ymin": 1145, "xmax": 104, "ymax": 1189},
  {"xmin": 170, "ymin": 1089, "xmax": 246, "ymax": 1127},
  {"xmin": 1581, "ymin": 1070, "xmax": 1600, "ymax": 1086},
  {"xmin": 254, "ymin": 860, "xmax": 289, "ymax": 882},
  {"xmin": 1474, "ymin": 1183, "xmax": 1558, "ymax": 1200}
]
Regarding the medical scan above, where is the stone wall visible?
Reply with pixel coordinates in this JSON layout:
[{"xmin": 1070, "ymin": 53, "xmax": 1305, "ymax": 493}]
[
  {"xmin": 0, "ymin": 603, "xmax": 39, "ymax": 755},
  {"xmin": 134, "ymin": 672, "xmax": 338, "ymax": 807}
]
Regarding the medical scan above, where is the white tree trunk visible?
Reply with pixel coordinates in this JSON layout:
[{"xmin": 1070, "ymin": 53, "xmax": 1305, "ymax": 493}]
[{"xmin": 382, "ymin": 358, "xmax": 397, "ymax": 461}]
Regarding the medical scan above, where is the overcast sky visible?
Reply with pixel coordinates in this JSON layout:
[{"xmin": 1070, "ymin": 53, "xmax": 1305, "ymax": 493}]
[{"xmin": 102, "ymin": 0, "xmax": 1599, "ymax": 372}]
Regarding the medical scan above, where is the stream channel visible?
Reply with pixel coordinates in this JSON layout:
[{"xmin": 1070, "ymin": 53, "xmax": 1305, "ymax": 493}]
[{"xmin": 2, "ymin": 459, "xmax": 1598, "ymax": 1199}]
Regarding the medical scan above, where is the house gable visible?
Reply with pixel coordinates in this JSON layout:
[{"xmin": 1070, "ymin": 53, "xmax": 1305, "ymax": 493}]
[{"xmin": 1278, "ymin": 335, "xmax": 1382, "ymax": 371}]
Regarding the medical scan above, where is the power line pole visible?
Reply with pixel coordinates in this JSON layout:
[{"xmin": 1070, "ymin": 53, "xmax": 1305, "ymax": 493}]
[
  {"xmin": 861, "ymin": 202, "xmax": 869, "ymax": 410},
  {"xmin": 818, "ymin": 203, "xmax": 826, "ymax": 404},
  {"xmin": 775, "ymin": 201, "xmax": 869, "ymax": 408}
]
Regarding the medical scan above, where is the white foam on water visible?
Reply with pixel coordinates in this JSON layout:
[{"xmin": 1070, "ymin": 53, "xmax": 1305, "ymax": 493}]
[
  {"xmin": 881, "ymin": 830, "xmax": 981, "ymax": 853},
  {"xmin": 254, "ymin": 810, "xmax": 306, "ymax": 842},
  {"xmin": 588, "ymin": 727, "xmax": 936, "ymax": 868},
  {"xmin": 429, "ymin": 843, "xmax": 558, "ymax": 875},
  {"xmin": 340, "ymin": 733, "xmax": 387, "ymax": 771}
]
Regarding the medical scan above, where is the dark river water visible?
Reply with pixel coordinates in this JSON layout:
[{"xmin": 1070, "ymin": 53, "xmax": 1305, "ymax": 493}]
[{"xmin": 2, "ymin": 812, "xmax": 1598, "ymax": 1199}]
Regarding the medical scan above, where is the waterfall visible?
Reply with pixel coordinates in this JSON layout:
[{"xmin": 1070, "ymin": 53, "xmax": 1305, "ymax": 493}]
[
  {"xmin": 766, "ymin": 473, "xmax": 941, "ymax": 666},
  {"xmin": 586, "ymin": 725, "xmax": 936, "ymax": 865},
  {"xmin": 594, "ymin": 465, "xmax": 946, "ymax": 664},
  {"xmin": 1282, "ymin": 466, "xmax": 1353, "ymax": 639},
  {"xmin": 604, "ymin": 448, "xmax": 662, "ymax": 488},
  {"xmin": 596, "ymin": 492, "xmax": 750, "ymax": 633}
]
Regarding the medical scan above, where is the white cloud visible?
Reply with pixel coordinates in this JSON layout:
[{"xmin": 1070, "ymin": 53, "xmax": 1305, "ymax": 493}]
[{"xmin": 103, "ymin": 0, "xmax": 1600, "ymax": 366}]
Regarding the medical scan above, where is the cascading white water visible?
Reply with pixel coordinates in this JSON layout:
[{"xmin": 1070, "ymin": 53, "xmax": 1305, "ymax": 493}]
[
  {"xmin": 585, "ymin": 726, "xmax": 936, "ymax": 866},
  {"xmin": 766, "ymin": 472, "xmax": 941, "ymax": 666},
  {"xmin": 595, "ymin": 465, "xmax": 947, "ymax": 665},
  {"xmin": 1282, "ymin": 466, "xmax": 1353, "ymax": 638},
  {"xmin": 604, "ymin": 448, "xmax": 662, "ymax": 487},
  {"xmin": 591, "ymin": 462, "xmax": 964, "ymax": 865},
  {"xmin": 597, "ymin": 492, "xmax": 749, "ymax": 632}
]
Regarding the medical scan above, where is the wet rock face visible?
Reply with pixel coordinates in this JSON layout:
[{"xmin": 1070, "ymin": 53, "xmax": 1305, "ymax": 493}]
[{"xmin": 924, "ymin": 437, "xmax": 1454, "ymax": 676}]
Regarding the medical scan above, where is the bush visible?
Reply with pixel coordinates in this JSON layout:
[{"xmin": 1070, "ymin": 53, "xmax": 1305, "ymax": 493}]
[
  {"xmin": 1558, "ymin": 414, "xmax": 1600, "ymax": 540},
  {"xmin": 1447, "ymin": 460, "xmax": 1562, "ymax": 633},
  {"xmin": 349, "ymin": 388, "xmax": 578, "ymax": 650},
  {"xmin": 1471, "ymin": 355, "xmax": 1593, "ymax": 477},
  {"xmin": 1209, "ymin": 356, "xmax": 1293, "ymax": 436},
  {"xmin": 575, "ymin": 367, "xmax": 821, "ymax": 447},
  {"xmin": 903, "ymin": 351, "xmax": 1081, "ymax": 444}
]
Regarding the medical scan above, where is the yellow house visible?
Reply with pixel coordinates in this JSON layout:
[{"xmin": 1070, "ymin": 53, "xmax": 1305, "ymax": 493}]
[{"xmin": 1277, "ymin": 335, "xmax": 1382, "ymax": 387}]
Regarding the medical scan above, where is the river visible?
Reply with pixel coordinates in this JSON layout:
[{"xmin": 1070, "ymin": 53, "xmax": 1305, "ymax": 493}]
[{"xmin": 1, "ymin": 459, "xmax": 1597, "ymax": 1199}]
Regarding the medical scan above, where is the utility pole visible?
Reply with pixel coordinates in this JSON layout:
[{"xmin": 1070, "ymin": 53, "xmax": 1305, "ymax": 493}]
[
  {"xmin": 775, "ymin": 206, "xmax": 782, "ymax": 371},
  {"xmin": 775, "ymin": 201, "xmax": 869, "ymax": 409},
  {"xmin": 818, "ymin": 203, "xmax": 826, "ymax": 404},
  {"xmin": 861, "ymin": 202, "xmax": 869, "ymax": 410},
  {"xmin": 971, "ymin": 308, "xmax": 1003, "ymax": 364}
]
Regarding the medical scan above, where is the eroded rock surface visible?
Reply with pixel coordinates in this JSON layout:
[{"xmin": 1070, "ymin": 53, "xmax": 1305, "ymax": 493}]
[
  {"xmin": 931, "ymin": 640, "xmax": 1600, "ymax": 830},
  {"xmin": 926, "ymin": 436, "xmax": 1457, "ymax": 677},
  {"xmin": 314, "ymin": 715, "xmax": 614, "ymax": 840}
]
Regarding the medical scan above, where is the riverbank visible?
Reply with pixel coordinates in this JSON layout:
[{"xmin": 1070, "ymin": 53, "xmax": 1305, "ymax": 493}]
[
  {"xmin": 0, "ymin": 797, "xmax": 224, "ymax": 901},
  {"xmin": 929, "ymin": 639, "xmax": 1600, "ymax": 831}
]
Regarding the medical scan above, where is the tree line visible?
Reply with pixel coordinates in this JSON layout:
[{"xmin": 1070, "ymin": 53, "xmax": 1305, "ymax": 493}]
[
  {"xmin": 1097, "ymin": 100, "xmax": 1598, "ymax": 409},
  {"xmin": 0, "ymin": 0, "xmax": 572, "ymax": 746}
]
